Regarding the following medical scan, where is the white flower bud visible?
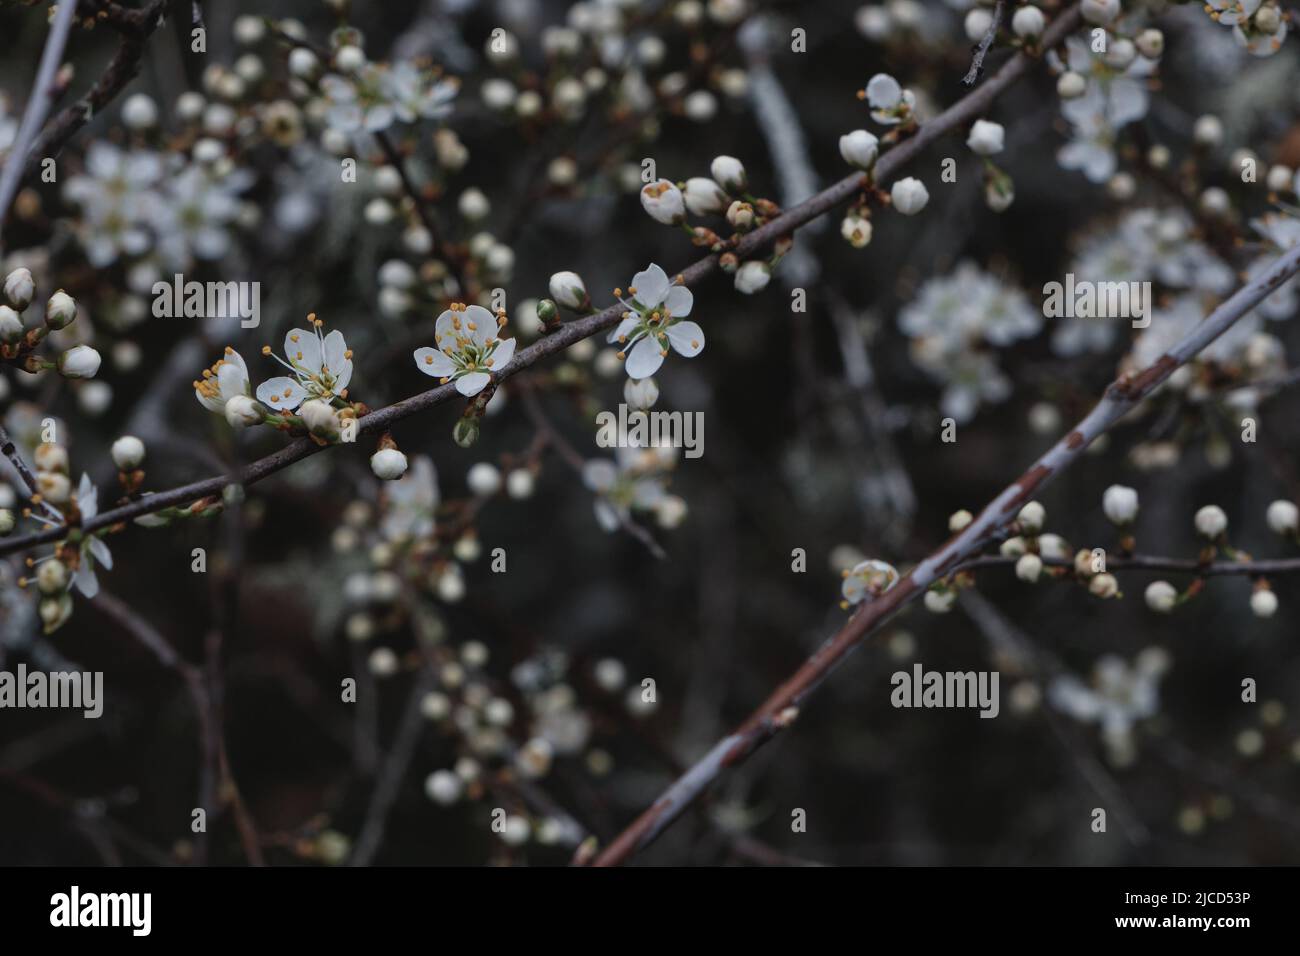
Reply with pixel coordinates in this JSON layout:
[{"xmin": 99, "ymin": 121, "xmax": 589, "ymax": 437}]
[
  {"xmin": 34, "ymin": 443, "xmax": 68, "ymax": 473},
  {"xmin": 1089, "ymin": 573, "xmax": 1119, "ymax": 599},
  {"xmin": 1136, "ymin": 28, "xmax": 1164, "ymax": 59},
  {"xmin": 1193, "ymin": 114, "xmax": 1223, "ymax": 148},
  {"xmin": 839, "ymin": 129, "xmax": 879, "ymax": 169},
  {"xmin": 1255, "ymin": 4, "xmax": 1282, "ymax": 33},
  {"xmin": 1080, "ymin": 0, "xmax": 1120, "ymax": 25},
  {"xmin": 1000, "ymin": 536, "xmax": 1027, "ymax": 558},
  {"xmin": 288, "ymin": 47, "xmax": 319, "ymax": 78},
  {"xmin": 1144, "ymin": 580, "xmax": 1177, "ymax": 613},
  {"xmin": 4, "ymin": 268, "xmax": 35, "ymax": 310},
  {"xmin": 1017, "ymin": 501, "xmax": 1046, "ymax": 534},
  {"xmin": 425, "ymin": 770, "xmax": 463, "ymax": 805},
  {"xmin": 1016, "ymin": 553, "xmax": 1043, "ymax": 583},
  {"xmin": 370, "ymin": 448, "xmax": 409, "ymax": 480},
  {"xmin": 368, "ymin": 647, "xmax": 399, "ymax": 676},
  {"xmin": 841, "ymin": 214, "xmax": 873, "ymax": 248},
  {"xmin": 224, "ymin": 394, "xmax": 263, "ymax": 427},
  {"xmin": 949, "ymin": 509, "xmax": 973, "ymax": 532},
  {"xmin": 1012, "ymin": 5, "xmax": 1045, "ymax": 37},
  {"xmin": 1194, "ymin": 504, "xmax": 1228, "ymax": 538},
  {"xmin": 734, "ymin": 260, "xmax": 771, "ymax": 294},
  {"xmin": 640, "ymin": 179, "xmax": 686, "ymax": 224},
  {"xmin": 1199, "ymin": 186, "xmax": 1230, "ymax": 217},
  {"xmin": 0, "ymin": 509, "xmax": 13, "ymax": 536},
  {"xmin": 57, "ymin": 345, "xmax": 100, "ymax": 378},
  {"xmin": 111, "ymin": 435, "xmax": 145, "ymax": 470},
  {"xmin": 457, "ymin": 188, "xmax": 490, "ymax": 221},
  {"xmin": 1038, "ymin": 534, "xmax": 1070, "ymax": 560},
  {"xmin": 481, "ymin": 78, "xmax": 517, "ymax": 111},
  {"xmin": 710, "ymin": 155, "xmax": 747, "ymax": 194},
  {"xmin": 299, "ymin": 399, "xmax": 341, "ymax": 439},
  {"xmin": 334, "ymin": 45, "xmax": 366, "ymax": 73},
  {"xmin": 682, "ymin": 177, "xmax": 728, "ymax": 215},
  {"xmin": 966, "ymin": 120, "xmax": 1005, "ymax": 156},
  {"xmin": 726, "ymin": 200, "xmax": 755, "ymax": 230},
  {"xmin": 467, "ymin": 462, "xmax": 501, "ymax": 496},
  {"xmin": 1056, "ymin": 71, "xmax": 1087, "ymax": 99},
  {"xmin": 45, "ymin": 290, "xmax": 77, "ymax": 329},
  {"xmin": 656, "ymin": 495, "xmax": 688, "ymax": 529},
  {"xmin": 1251, "ymin": 589, "xmax": 1278, "ymax": 619},
  {"xmin": 548, "ymin": 271, "xmax": 589, "ymax": 310},
  {"xmin": 1266, "ymin": 500, "xmax": 1298, "ymax": 535},
  {"xmin": 506, "ymin": 468, "xmax": 535, "ymax": 499},
  {"xmin": 37, "ymin": 471, "xmax": 70, "ymax": 505},
  {"xmin": 121, "ymin": 93, "xmax": 158, "ymax": 130},
  {"xmin": 964, "ymin": 8, "xmax": 993, "ymax": 41},
  {"xmin": 890, "ymin": 177, "xmax": 929, "ymax": 215},
  {"xmin": 0, "ymin": 306, "xmax": 23, "ymax": 344},
  {"xmin": 1102, "ymin": 38, "xmax": 1136, "ymax": 70},
  {"xmin": 1102, "ymin": 485, "xmax": 1138, "ymax": 525}
]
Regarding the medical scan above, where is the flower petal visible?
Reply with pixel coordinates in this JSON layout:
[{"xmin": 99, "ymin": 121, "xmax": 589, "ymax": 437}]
[
  {"xmin": 257, "ymin": 376, "xmax": 307, "ymax": 411},
  {"xmin": 463, "ymin": 305, "xmax": 496, "ymax": 347},
  {"xmin": 322, "ymin": 329, "xmax": 348, "ymax": 374},
  {"xmin": 284, "ymin": 328, "xmax": 322, "ymax": 374},
  {"xmin": 89, "ymin": 536, "xmax": 113, "ymax": 570},
  {"xmin": 608, "ymin": 315, "xmax": 639, "ymax": 344},
  {"xmin": 664, "ymin": 285, "xmax": 693, "ymax": 318},
  {"xmin": 73, "ymin": 562, "xmax": 99, "ymax": 598},
  {"xmin": 414, "ymin": 346, "xmax": 456, "ymax": 378},
  {"xmin": 666, "ymin": 321, "xmax": 705, "ymax": 357},
  {"xmin": 78, "ymin": 473, "xmax": 97, "ymax": 521},
  {"xmin": 630, "ymin": 264, "xmax": 670, "ymax": 309},
  {"xmin": 455, "ymin": 371, "xmax": 491, "ymax": 396},
  {"xmin": 625, "ymin": 335, "xmax": 665, "ymax": 378},
  {"xmin": 582, "ymin": 460, "xmax": 617, "ymax": 492},
  {"xmin": 488, "ymin": 337, "xmax": 515, "ymax": 369}
]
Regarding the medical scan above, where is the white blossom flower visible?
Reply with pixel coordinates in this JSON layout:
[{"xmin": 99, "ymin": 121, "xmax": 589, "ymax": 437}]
[
  {"xmin": 1206, "ymin": 0, "xmax": 1261, "ymax": 27},
  {"xmin": 68, "ymin": 473, "xmax": 112, "ymax": 599},
  {"xmin": 1102, "ymin": 485, "xmax": 1138, "ymax": 525},
  {"xmin": 624, "ymin": 377, "xmax": 659, "ymax": 409},
  {"xmin": 966, "ymin": 119, "xmax": 1005, "ymax": 156},
  {"xmin": 607, "ymin": 264, "xmax": 703, "ymax": 378},
  {"xmin": 841, "ymin": 213, "xmax": 873, "ymax": 248},
  {"xmin": 582, "ymin": 443, "xmax": 669, "ymax": 532},
  {"xmin": 194, "ymin": 346, "xmax": 252, "ymax": 414},
  {"xmin": 640, "ymin": 179, "xmax": 686, "ymax": 224},
  {"xmin": 890, "ymin": 177, "xmax": 929, "ymax": 215},
  {"xmin": 1250, "ymin": 588, "xmax": 1278, "ymax": 618},
  {"xmin": 924, "ymin": 588, "xmax": 956, "ymax": 613},
  {"xmin": 1048, "ymin": 649, "xmax": 1168, "ymax": 765},
  {"xmin": 1080, "ymin": 0, "xmax": 1120, "ymax": 25},
  {"xmin": 864, "ymin": 73, "xmax": 915, "ymax": 125},
  {"xmin": 414, "ymin": 303, "xmax": 516, "ymax": 396},
  {"xmin": 841, "ymin": 559, "xmax": 900, "ymax": 604},
  {"xmin": 257, "ymin": 321, "xmax": 354, "ymax": 411}
]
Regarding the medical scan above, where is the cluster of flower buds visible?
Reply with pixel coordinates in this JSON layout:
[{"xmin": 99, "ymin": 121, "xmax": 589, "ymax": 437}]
[{"xmin": 1, "ymin": 269, "xmax": 100, "ymax": 380}]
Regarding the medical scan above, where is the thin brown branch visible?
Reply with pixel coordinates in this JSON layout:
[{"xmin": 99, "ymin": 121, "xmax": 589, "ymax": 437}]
[{"xmin": 962, "ymin": 0, "xmax": 1006, "ymax": 87}]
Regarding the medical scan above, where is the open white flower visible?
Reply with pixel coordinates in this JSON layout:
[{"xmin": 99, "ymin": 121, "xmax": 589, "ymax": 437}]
[
  {"xmin": 582, "ymin": 443, "xmax": 669, "ymax": 533},
  {"xmin": 414, "ymin": 303, "xmax": 516, "ymax": 396},
  {"xmin": 70, "ymin": 473, "xmax": 112, "ymax": 599},
  {"xmin": 607, "ymin": 264, "xmax": 703, "ymax": 379},
  {"xmin": 194, "ymin": 346, "xmax": 252, "ymax": 413},
  {"xmin": 841, "ymin": 559, "xmax": 899, "ymax": 604},
  {"xmin": 257, "ymin": 319, "xmax": 354, "ymax": 411},
  {"xmin": 864, "ymin": 73, "xmax": 915, "ymax": 125},
  {"xmin": 381, "ymin": 455, "xmax": 439, "ymax": 541}
]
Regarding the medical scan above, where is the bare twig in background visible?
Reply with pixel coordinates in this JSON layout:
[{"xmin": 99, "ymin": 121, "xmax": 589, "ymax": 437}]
[
  {"xmin": 962, "ymin": 0, "xmax": 1007, "ymax": 87},
  {"xmin": 0, "ymin": 0, "xmax": 79, "ymax": 237}
]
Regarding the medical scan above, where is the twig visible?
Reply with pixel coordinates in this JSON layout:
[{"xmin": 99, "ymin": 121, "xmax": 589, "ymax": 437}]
[
  {"xmin": 962, "ymin": 0, "xmax": 1006, "ymax": 87},
  {"xmin": 0, "ymin": 5, "xmax": 1087, "ymax": 560},
  {"xmin": 0, "ymin": 0, "xmax": 79, "ymax": 238},
  {"xmin": 957, "ymin": 553, "xmax": 1300, "ymax": 577},
  {"xmin": 0, "ymin": 423, "xmax": 63, "ymax": 523}
]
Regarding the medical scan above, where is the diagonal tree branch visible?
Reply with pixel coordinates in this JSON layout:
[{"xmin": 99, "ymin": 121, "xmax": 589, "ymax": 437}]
[
  {"xmin": 587, "ymin": 236, "xmax": 1300, "ymax": 865},
  {"xmin": 0, "ymin": 4, "xmax": 1086, "ymax": 559}
]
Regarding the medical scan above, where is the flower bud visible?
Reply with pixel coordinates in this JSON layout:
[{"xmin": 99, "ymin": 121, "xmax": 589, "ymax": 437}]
[
  {"xmin": 1144, "ymin": 580, "xmax": 1177, "ymax": 613},
  {"xmin": 37, "ymin": 559, "xmax": 68, "ymax": 595},
  {"xmin": 624, "ymin": 377, "xmax": 659, "ymax": 410},
  {"xmin": 453, "ymin": 416, "xmax": 480, "ymax": 448},
  {"xmin": 1089, "ymin": 573, "xmax": 1119, "ymax": 599},
  {"xmin": 1011, "ymin": 5, "xmax": 1045, "ymax": 37},
  {"xmin": 1251, "ymin": 588, "xmax": 1278, "ymax": 619},
  {"xmin": 467, "ymin": 462, "xmax": 502, "ymax": 496},
  {"xmin": 710, "ymin": 155, "xmax": 747, "ymax": 194},
  {"xmin": 682, "ymin": 177, "xmax": 728, "ymax": 215},
  {"xmin": 0, "ymin": 509, "xmax": 13, "ymax": 535},
  {"xmin": 949, "ymin": 509, "xmax": 973, "ymax": 532},
  {"xmin": 1136, "ymin": 28, "xmax": 1164, "ymax": 59},
  {"xmin": 1056, "ymin": 71, "xmax": 1087, "ymax": 99},
  {"xmin": 890, "ymin": 177, "xmax": 929, "ymax": 215},
  {"xmin": 640, "ymin": 179, "xmax": 686, "ymax": 225},
  {"xmin": 548, "ymin": 271, "xmax": 589, "ymax": 311},
  {"xmin": 0, "ymin": 306, "xmax": 24, "ymax": 344},
  {"xmin": 57, "ymin": 345, "xmax": 101, "ymax": 378},
  {"xmin": 924, "ymin": 588, "xmax": 956, "ymax": 614},
  {"xmin": 1017, "ymin": 501, "xmax": 1045, "ymax": 534},
  {"xmin": 34, "ymin": 443, "xmax": 68, "ymax": 473},
  {"xmin": 839, "ymin": 129, "xmax": 880, "ymax": 170},
  {"xmin": 506, "ymin": 468, "xmax": 535, "ymax": 499},
  {"xmin": 370, "ymin": 447, "xmax": 409, "ymax": 480},
  {"xmin": 224, "ymin": 394, "xmax": 264, "ymax": 427},
  {"xmin": 111, "ymin": 435, "xmax": 146, "ymax": 470},
  {"xmin": 1080, "ymin": 0, "xmax": 1119, "ymax": 25},
  {"xmin": 4, "ymin": 267, "xmax": 34, "ymax": 310},
  {"xmin": 734, "ymin": 260, "xmax": 771, "ymax": 294},
  {"xmin": 725, "ymin": 200, "xmax": 755, "ymax": 230},
  {"xmin": 1015, "ymin": 553, "xmax": 1043, "ymax": 583},
  {"xmin": 966, "ymin": 120, "xmax": 1005, "ymax": 156},
  {"xmin": 1194, "ymin": 504, "xmax": 1228, "ymax": 538},
  {"xmin": 1102, "ymin": 485, "xmax": 1138, "ymax": 525},
  {"xmin": 1266, "ymin": 499, "xmax": 1298, "ymax": 535},
  {"xmin": 45, "ymin": 290, "xmax": 78, "ymax": 330},
  {"xmin": 299, "ymin": 399, "xmax": 341, "ymax": 440}
]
